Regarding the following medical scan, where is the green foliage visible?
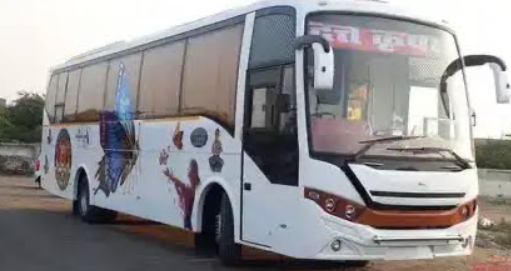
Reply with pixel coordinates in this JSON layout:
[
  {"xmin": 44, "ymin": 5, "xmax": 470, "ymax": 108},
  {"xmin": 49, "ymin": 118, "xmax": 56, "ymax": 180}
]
[
  {"xmin": 476, "ymin": 140, "xmax": 511, "ymax": 169},
  {"xmin": 0, "ymin": 91, "xmax": 44, "ymax": 143}
]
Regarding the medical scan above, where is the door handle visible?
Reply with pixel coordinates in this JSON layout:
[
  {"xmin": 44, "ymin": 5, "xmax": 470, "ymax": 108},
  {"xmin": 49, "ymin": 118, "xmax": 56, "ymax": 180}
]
[{"xmin": 244, "ymin": 183, "xmax": 252, "ymax": 191}]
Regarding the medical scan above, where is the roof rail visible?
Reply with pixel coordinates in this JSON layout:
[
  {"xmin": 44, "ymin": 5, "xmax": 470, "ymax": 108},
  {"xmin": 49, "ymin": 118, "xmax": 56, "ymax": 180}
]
[{"xmin": 67, "ymin": 41, "xmax": 126, "ymax": 63}]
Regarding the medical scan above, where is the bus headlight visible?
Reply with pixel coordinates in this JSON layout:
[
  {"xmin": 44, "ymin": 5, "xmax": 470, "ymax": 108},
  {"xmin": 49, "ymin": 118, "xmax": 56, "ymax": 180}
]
[
  {"xmin": 304, "ymin": 187, "xmax": 366, "ymax": 222},
  {"xmin": 325, "ymin": 198, "xmax": 337, "ymax": 213},
  {"xmin": 345, "ymin": 205, "xmax": 357, "ymax": 220}
]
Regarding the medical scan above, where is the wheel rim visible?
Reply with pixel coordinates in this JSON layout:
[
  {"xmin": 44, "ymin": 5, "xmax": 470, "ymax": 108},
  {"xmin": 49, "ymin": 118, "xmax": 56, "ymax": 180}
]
[{"xmin": 80, "ymin": 189, "xmax": 88, "ymax": 216}]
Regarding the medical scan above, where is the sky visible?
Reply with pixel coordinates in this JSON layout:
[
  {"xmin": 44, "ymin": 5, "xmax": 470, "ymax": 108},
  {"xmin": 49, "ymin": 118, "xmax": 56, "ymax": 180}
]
[{"xmin": 0, "ymin": 0, "xmax": 509, "ymax": 138}]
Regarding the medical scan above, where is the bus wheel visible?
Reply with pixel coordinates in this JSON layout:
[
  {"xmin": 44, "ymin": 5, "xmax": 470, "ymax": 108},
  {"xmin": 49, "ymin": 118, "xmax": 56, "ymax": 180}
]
[
  {"xmin": 217, "ymin": 193, "xmax": 241, "ymax": 266},
  {"xmin": 77, "ymin": 176, "xmax": 117, "ymax": 223}
]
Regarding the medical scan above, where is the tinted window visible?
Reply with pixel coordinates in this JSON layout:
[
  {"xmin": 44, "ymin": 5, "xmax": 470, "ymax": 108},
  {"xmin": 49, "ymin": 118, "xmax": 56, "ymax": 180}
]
[
  {"xmin": 45, "ymin": 74, "xmax": 59, "ymax": 122},
  {"xmin": 56, "ymin": 72, "xmax": 68, "ymax": 105},
  {"xmin": 105, "ymin": 54, "xmax": 142, "ymax": 112},
  {"xmin": 139, "ymin": 41, "xmax": 185, "ymax": 117},
  {"xmin": 249, "ymin": 14, "xmax": 296, "ymax": 68},
  {"xmin": 181, "ymin": 24, "xmax": 244, "ymax": 130},
  {"xmin": 64, "ymin": 69, "xmax": 82, "ymax": 121},
  {"xmin": 76, "ymin": 62, "xmax": 108, "ymax": 121}
]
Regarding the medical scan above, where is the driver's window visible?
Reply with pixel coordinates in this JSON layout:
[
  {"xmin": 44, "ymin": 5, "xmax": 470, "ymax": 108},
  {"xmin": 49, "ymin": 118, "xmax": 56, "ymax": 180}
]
[{"xmin": 250, "ymin": 87, "xmax": 278, "ymax": 130}]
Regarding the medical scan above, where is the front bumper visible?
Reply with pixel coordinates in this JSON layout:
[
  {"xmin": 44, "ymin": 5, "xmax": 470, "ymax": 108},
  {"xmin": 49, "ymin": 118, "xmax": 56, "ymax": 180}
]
[{"xmin": 313, "ymin": 210, "xmax": 478, "ymax": 261}]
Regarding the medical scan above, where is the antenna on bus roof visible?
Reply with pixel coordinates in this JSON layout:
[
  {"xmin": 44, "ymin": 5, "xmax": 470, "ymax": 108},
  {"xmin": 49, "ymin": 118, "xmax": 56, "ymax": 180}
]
[{"xmin": 67, "ymin": 41, "xmax": 126, "ymax": 63}]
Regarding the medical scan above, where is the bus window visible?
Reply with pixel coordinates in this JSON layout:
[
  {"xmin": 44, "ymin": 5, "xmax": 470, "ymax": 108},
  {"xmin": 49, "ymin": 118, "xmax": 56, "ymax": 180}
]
[
  {"xmin": 76, "ymin": 62, "xmax": 108, "ymax": 121},
  {"xmin": 138, "ymin": 41, "xmax": 185, "ymax": 118},
  {"xmin": 244, "ymin": 66, "xmax": 298, "ymax": 186},
  {"xmin": 45, "ymin": 74, "xmax": 59, "ymax": 123},
  {"xmin": 249, "ymin": 14, "xmax": 295, "ymax": 69},
  {"xmin": 105, "ymin": 53, "xmax": 142, "ymax": 114},
  {"xmin": 181, "ymin": 24, "xmax": 244, "ymax": 131},
  {"xmin": 64, "ymin": 69, "xmax": 82, "ymax": 122},
  {"xmin": 54, "ymin": 72, "xmax": 68, "ymax": 123}
]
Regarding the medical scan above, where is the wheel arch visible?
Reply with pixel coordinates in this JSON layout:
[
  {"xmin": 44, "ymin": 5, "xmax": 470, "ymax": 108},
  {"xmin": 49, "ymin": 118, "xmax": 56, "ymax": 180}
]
[
  {"xmin": 73, "ymin": 165, "xmax": 92, "ymax": 200},
  {"xmin": 195, "ymin": 179, "xmax": 239, "ymax": 239}
]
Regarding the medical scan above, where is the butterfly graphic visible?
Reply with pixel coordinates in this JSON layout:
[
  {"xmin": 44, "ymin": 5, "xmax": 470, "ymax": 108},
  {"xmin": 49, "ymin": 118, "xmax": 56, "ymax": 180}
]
[{"xmin": 95, "ymin": 63, "xmax": 140, "ymax": 197}]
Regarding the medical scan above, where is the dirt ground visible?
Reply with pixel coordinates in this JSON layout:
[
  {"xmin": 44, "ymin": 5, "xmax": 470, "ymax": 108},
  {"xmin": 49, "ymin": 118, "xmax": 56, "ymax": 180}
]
[{"xmin": 1, "ymin": 176, "xmax": 510, "ymax": 271}]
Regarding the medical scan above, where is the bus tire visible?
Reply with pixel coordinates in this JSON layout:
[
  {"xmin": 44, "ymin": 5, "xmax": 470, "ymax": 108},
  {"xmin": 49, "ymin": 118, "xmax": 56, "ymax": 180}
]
[
  {"xmin": 217, "ymin": 193, "xmax": 241, "ymax": 266},
  {"xmin": 77, "ymin": 175, "xmax": 117, "ymax": 224}
]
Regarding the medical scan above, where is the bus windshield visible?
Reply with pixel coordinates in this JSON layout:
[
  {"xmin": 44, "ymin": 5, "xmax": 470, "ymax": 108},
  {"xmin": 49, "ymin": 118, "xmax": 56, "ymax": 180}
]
[{"xmin": 306, "ymin": 14, "xmax": 473, "ymax": 162}]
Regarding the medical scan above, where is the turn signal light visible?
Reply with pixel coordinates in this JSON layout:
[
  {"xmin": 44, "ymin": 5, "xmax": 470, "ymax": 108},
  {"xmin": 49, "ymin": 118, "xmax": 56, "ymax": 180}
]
[
  {"xmin": 460, "ymin": 200, "xmax": 477, "ymax": 220},
  {"xmin": 305, "ymin": 187, "xmax": 366, "ymax": 222}
]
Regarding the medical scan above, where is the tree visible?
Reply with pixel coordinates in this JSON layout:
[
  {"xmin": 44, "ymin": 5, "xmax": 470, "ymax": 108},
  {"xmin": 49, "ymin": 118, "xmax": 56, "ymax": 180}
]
[{"xmin": 0, "ymin": 91, "xmax": 45, "ymax": 143}]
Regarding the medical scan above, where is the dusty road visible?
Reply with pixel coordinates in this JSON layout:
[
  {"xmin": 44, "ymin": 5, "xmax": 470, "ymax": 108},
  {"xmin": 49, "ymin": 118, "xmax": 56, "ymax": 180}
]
[{"xmin": 0, "ymin": 176, "xmax": 510, "ymax": 271}]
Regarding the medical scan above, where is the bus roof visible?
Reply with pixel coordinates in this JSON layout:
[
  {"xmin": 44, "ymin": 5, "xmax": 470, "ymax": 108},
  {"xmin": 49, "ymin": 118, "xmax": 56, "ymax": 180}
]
[{"xmin": 52, "ymin": 0, "xmax": 450, "ymax": 72}]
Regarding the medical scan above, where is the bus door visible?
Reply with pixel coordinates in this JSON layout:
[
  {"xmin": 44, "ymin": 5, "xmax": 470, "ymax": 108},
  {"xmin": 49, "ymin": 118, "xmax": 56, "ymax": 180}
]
[{"xmin": 241, "ymin": 65, "xmax": 299, "ymax": 247}]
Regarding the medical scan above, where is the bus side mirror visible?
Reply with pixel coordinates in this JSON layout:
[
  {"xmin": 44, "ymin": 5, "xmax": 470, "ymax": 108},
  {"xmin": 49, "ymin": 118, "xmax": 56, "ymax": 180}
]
[
  {"xmin": 443, "ymin": 55, "xmax": 511, "ymax": 104},
  {"xmin": 489, "ymin": 63, "xmax": 511, "ymax": 104},
  {"xmin": 295, "ymin": 35, "xmax": 335, "ymax": 91}
]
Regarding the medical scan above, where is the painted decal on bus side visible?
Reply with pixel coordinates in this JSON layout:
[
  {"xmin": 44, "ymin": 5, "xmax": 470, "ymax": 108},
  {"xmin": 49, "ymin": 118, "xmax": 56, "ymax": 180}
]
[
  {"xmin": 173, "ymin": 122, "xmax": 184, "ymax": 150},
  {"xmin": 190, "ymin": 127, "xmax": 208, "ymax": 148},
  {"xmin": 209, "ymin": 128, "xmax": 224, "ymax": 173},
  {"xmin": 162, "ymin": 160, "xmax": 201, "ymax": 231},
  {"xmin": 95, "ymin": 62, "xmax": 140, "ymax": 198},
  {"xmin": 159, "ymin": 149, "xmax": 170, "ymax": 166},
  {"xmin": 55, "ymin": 129, "xmax": 72, "ymax": 190},
  {"xmin": 159, "ymin": 124, "xmax": 226, "ymax": 230},
  {"xmin": 75, "ymin": 128, "xmax": 90, "ymax": 147}
]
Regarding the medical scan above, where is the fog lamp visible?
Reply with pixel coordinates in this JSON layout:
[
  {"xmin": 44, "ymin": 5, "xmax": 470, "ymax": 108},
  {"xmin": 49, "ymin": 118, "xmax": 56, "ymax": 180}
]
[{"xmin": 331, "ymin": 239, "xmax": 342, "ymax": 252}]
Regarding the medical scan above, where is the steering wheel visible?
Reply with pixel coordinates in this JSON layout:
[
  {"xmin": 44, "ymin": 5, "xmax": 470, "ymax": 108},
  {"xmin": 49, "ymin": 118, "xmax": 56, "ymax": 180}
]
[{"xmin": 311, "ymin": 112, "xmax": 335, "ymax": 118}]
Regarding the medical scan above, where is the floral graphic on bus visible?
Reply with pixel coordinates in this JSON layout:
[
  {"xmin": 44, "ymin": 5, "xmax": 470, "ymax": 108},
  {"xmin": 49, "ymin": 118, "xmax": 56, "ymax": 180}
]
[
  {"xmin": 95, "ymin": 63, "xmax": 140, "ymax": 198},
  {"xmin": 163, "ymin": 160, "xmax": 201, "ymax": 230},
  {"xmin": 55, "ymin": 129, "xmax": 72, "ymax": 190},
  {"xmin": 173, "ymin": 122, "xmax": 184, "ymax": 150},
  {"xmin": 209, "ymin": 129, "xmax": 224, "ymax": 173}
]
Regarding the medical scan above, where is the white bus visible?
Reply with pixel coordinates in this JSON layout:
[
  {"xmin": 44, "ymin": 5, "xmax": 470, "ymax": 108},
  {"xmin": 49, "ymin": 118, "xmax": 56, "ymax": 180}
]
[{"xmin": 41, "ymin": 0, "xmax": 510, "ymax": 266}]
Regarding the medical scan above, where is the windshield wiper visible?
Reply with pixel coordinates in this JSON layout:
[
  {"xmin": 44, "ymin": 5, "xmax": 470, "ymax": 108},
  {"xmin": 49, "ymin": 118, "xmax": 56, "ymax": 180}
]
[
  {"xmin": 386, "ymin": 147, "xmax": 472, "ymax": 170},
  {"xmin": 355, "ymin": 136, "xmax": 425, "ymax": 160}
]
